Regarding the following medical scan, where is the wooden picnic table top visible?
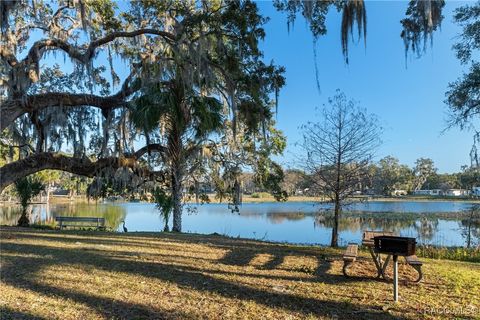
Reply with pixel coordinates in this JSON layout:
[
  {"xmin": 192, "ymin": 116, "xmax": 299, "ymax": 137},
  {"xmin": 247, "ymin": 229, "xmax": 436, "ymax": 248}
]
[{"xmin": 362, "ymin": 230, "xmax": 395, "ymax": 247}]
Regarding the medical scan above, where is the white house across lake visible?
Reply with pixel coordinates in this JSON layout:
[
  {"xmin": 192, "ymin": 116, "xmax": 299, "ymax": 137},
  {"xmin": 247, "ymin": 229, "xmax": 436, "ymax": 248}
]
[
  {"xmin": 413, "ymin": 189, "xmax": 471, "ymax": 197},
  {"xmin": 413, "ymin": 189, "xmax": 442, "ymax": 196},
  {"xmin": 473, "ymin": 187, "xmax": 480, "ymax": 196}
]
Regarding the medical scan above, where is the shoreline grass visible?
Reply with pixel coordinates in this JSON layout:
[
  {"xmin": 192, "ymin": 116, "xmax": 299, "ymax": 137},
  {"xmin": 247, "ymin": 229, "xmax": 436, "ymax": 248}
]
[{"xmin": 1, "ymin": 227, "xmax": 479, "ymax": 319}]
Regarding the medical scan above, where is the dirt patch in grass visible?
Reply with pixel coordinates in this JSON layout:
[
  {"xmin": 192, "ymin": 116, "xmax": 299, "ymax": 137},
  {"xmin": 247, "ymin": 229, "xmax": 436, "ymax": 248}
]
[{"xmin": 1, "ymin": 227, "xmax": 479, "ymax": 319}]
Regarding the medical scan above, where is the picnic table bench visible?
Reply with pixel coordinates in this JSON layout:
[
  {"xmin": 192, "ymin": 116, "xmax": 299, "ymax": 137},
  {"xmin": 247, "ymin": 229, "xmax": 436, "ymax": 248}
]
[
  {"xmin": 404, "ymin": 254, "xmax": 423, "ymax": 282},
  {"xmin": 342, "ymin": 230, "xmax": 423, "ymax": 282},
  {"xmin": 342, "ymin": 243, "xmax": 358, "ymax": 276},
  {"xmin": 55, "ymin": 216, "xmax": 106, "ymax": 230}
]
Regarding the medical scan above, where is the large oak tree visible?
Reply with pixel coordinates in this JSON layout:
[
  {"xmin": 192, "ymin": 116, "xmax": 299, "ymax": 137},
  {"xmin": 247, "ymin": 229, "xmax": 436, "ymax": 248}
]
[
  {"xmin": 0, "ymin": 0, "xmax": 286, "ymax": 232},
  {"xmin": 445, "ymin": 1, "xmax": 480, "ymax": 169}
]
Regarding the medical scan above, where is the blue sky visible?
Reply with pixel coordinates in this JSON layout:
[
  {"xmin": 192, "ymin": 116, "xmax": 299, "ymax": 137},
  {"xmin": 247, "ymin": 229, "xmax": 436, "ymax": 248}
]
[{"xmin": 256, "ymin": 1, "xmax": 474, "ymax": 173}]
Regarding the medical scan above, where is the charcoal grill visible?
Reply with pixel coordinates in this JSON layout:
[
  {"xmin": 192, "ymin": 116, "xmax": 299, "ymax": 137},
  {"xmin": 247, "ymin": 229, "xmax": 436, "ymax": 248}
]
[
  {"xmin": 373, "ymin": 235, "xmax": 417, "ymax": 302},
  {"xmin": 374, "ymin": 236, "xmax": 416, "ymax": 256}
]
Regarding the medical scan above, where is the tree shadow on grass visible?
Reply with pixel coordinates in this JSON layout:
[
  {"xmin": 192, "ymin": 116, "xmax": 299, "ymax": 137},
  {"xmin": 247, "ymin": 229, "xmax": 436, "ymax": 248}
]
[
  {"xmin": 0, "ymin": 307, "xmax": 48, "ymax": 320},
  {"xmin": 215, "ymin": 238, "xmax": 371, "ymax": 282},
  {"xmin": 4, "ymin": 230, "xmax": 170, "ymax": 250},
  {"xmin": 1, "ymin": 229, "xmax": 408, "ymax": 320},
  {"xmin": 0, "ymin": 247, "xmax": 205, "ymax": 319},
  {"xmin": 262, "ymin": 253, "xmax": 285, "ymax": 270},
  {"xmin": 3, "ymin": 279, "xmax": 194, "ymax": 319},
  {"xmin": 9, "ymin": 230, "xmax": 231, "ymax": 256}
]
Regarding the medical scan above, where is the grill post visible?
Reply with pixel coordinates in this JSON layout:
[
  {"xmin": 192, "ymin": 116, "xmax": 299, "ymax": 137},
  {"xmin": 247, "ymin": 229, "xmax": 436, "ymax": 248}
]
[
  {"xmin": 393, "ymin": 255, "xmax": 398, "ymax": 302},
  {"xmin": 374, "ymin": 236, "xmax": 416, "ymax": 302}
]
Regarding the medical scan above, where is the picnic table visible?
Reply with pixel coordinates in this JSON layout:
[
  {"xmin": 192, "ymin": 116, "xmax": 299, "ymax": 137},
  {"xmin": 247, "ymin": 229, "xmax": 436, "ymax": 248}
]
[
  {"xmin": 342, "ymin": 230, "xmax": 423, "ymax": 282},
  {"xmin": 362, "ymin": 230, "xmax": 396, "ymax": 279}
]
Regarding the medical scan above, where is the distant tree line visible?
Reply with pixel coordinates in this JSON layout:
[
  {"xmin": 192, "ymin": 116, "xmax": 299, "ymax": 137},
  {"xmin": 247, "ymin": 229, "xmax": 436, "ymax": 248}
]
[
  {"xmin": 2, "ymin": 157, "xmax": 476, "ymax": 200},
  {"xmin": 1, "ymin": 152, "xmax": 476, "ymax": 201},
  {"xmin": 274, "ymin": 159, "xmax": 478, "ymax": 197}
]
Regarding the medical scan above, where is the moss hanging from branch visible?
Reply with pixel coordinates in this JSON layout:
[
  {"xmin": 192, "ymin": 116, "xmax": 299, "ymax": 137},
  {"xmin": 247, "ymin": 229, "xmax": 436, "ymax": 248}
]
[
  {"xmin": 341, "ymin": 0, "xmax": 367, "ymax": 64},
  {"xmin": 471, "ymin": 132, "xmax": 479, "ymax": 168},
  {"xmin": 400, "ymin": 0, "xmax": 445, "ymax": 60},
  {"xmin": 0, "ymin": 0, "xmax": 19, "ymax": 33}
]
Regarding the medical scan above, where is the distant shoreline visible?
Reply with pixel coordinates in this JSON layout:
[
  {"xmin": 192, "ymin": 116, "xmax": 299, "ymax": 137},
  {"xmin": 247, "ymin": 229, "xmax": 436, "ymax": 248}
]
[
  {"xmin": 1, "ymin": 194, "xmax": 479, "ymax": 205},
  {"xmin": 240, "ymin": 195, "xmax": 480, "ymax": 204}
]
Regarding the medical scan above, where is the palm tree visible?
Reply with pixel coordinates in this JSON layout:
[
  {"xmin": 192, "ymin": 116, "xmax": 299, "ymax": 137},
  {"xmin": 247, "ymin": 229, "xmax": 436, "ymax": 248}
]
[
  {"xmin": 14, "ymin": 176, "xmax": 44, "ymax": 227},
  {"xmin": 131, "ymin": 74, "xmax": 224, "ymax": 232},
  {"xmin": 153, "ymin": 187, "xmax": 173, "ymax": 232},
  {"xmin": 128, "ymin": 1, "xmax": 285, "ymax": 232}
]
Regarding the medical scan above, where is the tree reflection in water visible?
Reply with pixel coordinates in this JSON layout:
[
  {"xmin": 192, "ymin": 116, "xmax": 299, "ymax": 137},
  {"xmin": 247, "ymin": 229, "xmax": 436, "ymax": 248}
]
[
  {"xmin": 0, "ymin": 204, "xmax": 126, "ymax": 230},
  {"xmin": 415, "ymin": 218, "xmax": 439, "ymax": 244},
  {"xmin": 313, "ymin": 213, "xmax": 419, "ymax": 235},
  {"xmin": 266, "ymin": 212, "xmax": 306, "ymax": 224},
  {"xmin": 460, "ymin": 205, "xmax": 480, "ymax": 248},
  {"xmin": 0, "ymin": 206, "xmax": 24, "ymax": 226},
  {"xmin": 0, "ymin": 203, "xmax": 475, "ymax": 246}
]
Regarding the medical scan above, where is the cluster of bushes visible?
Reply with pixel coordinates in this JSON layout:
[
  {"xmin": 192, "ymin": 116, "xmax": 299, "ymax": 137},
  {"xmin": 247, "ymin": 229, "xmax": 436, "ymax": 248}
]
[
  {"xmin": 416, "ymin": 246, "xmax": 480, "ymax": 263},
  {"xmin": 250, "ymin": 192, "xmax": 272, "ymax": 199},
  {"xmin": 29, "ymin": 223, "xmax": 56, "ymax": 230}
]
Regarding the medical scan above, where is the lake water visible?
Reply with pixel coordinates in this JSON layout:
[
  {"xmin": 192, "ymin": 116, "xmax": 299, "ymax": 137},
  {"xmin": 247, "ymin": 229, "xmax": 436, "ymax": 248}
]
[{"xmin": 1, "ymin": 201, "xmax": 478, "ymax": 247}]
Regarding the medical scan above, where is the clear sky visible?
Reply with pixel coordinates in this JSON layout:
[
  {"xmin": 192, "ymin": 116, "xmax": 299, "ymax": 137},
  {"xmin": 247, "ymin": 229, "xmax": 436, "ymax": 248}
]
[{"xmin": 256, "ymin": 1, "xmax": 475, "ymax": 173}]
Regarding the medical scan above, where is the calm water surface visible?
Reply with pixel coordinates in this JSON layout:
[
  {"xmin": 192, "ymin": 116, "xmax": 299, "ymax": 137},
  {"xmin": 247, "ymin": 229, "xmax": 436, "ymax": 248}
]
[{"xmin": 0, "ymin": 201, "xmax": 477, "ymax": 247}]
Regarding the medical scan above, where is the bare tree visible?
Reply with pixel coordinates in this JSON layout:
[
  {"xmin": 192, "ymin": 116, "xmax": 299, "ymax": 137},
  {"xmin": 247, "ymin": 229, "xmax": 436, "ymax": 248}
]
[{"xmin": 300, "ymin": 91, "xmax": 382, "ymax": 247}]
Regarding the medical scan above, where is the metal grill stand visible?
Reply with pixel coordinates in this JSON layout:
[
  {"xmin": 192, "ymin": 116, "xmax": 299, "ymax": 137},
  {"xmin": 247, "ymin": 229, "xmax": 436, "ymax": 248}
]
[
  {"xmin": 373, "ymin": 236, "xmax": 417, "ymax": 302},
  {"xmin": 393, "ymin": 255, "xmax": 398, "ymax": 302}
]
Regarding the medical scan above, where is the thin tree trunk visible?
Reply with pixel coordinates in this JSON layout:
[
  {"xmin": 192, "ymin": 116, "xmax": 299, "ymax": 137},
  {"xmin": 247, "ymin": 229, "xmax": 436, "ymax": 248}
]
[
  {"xmin": 332, "ymin": 115, "xmax": 342, "ymax": 248},
  {"xmin": 171, "ymin": 168, "xmax": 183, "ymax": 232},
  {"xmin": 331, "ymin": 195, "xmax": 340, "ymax": 247},
  {"xmin": 233, "ymin": 179, "xmax": 241, "ymax": 205},
  {"xmin": 163, "ymin": 219, "xmax": 170, "ymax": 232},
  {"xmin": 46, "ymin": 184, "xmax": 51, "ymax": 203},
  {"xmin": 466, "ymin": 211, "xmax": 472, "ymax": 249},
  {"xmin": 18, "ymin": 208, "xmax": 29, "ymax": 227},
  {"xmin": 169, "ymin": 93, "xmax": 185, "ymax": 232}
]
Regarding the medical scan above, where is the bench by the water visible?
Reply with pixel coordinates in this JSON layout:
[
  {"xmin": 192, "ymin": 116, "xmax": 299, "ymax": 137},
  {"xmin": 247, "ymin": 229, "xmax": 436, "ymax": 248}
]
[
  {"xmin": 342, "ymin": 230, "xmax": 423, "ymax": 282},
  {"xmin": 55, "ymin": 216, "xmax": 106, "ymax": 230}
]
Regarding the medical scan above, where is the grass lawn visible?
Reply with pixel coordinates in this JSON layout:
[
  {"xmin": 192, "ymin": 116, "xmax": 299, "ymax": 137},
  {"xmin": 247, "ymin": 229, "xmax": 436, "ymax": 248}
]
[{"xmin": 1, "ymin": 227, "xmax": 479, "ymax": 319}]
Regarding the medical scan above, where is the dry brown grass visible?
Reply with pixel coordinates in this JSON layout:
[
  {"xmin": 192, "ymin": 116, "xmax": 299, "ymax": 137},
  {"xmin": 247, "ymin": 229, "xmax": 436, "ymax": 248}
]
[{"xmin": 1, "ymin": 227, "xmax": 479, "ymax": 320}]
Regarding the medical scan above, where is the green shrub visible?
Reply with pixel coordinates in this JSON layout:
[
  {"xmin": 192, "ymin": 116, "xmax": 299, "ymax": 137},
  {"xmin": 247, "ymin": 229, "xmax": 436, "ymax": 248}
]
[
  {"xmin": 30, "ymin": 223, "xmax": 56, "ymax": 230},
  {"xmin": 416, "ymin": 246, "xmax": 480, "ymax": 263},
  {"xmin": 14, "ymin": 176, "xmax": 44, "ymax": 227},
  {"xmin": 250, "ymin": 192, "xmax": 271, "ymax": 199}
]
